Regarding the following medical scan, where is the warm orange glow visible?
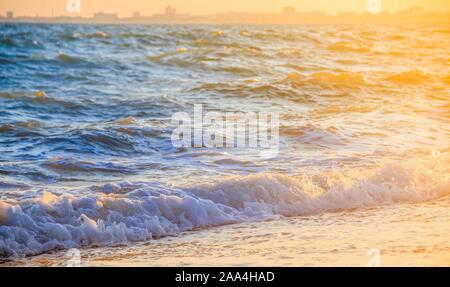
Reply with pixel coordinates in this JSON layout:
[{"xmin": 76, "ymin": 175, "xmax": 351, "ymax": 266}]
[{"xmin": 1, "ymin": 0, "xmax": 450, "ymax": 17}]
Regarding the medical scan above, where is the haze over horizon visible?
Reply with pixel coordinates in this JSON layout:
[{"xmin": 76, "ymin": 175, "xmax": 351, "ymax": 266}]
[{"xmin": 1, "ymin": 0, "xmax": 450, "ymax": 17}]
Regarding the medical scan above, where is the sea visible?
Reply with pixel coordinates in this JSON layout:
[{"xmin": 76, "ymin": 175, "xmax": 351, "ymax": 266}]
[{"xmin": 0, "ymin": 23, "xmax": 449, "ymax": 266}]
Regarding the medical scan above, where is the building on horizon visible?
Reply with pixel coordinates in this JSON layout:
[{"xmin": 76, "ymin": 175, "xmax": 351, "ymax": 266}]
[
  {"xmin": 280, "ymin": 7, "xmax": 328, "ymax": 24},
  {"xmin": 165, "ymin": 6, "xmax": 176, "ymax": 17},
  {"xmin": 151, "ymin": 6, "xmax": 191, "ymax": 22},
  {"xmin": 0, "ymin": 5, "xmax": 449, "ymax": 25},
  {"xmin": 93, "ymin": 12, "xmax": 118, "ymax": 22}
]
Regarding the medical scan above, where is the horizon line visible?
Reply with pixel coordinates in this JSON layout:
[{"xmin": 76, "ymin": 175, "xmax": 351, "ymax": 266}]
[{"xmin": 2, "ymin": 5, "xmax": 450, "ymax": 19}]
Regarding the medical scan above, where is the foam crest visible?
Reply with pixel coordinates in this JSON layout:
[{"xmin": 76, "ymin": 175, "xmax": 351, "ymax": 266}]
[{"xmin": 0, "ymin": 155, "xmax": 448, "ymax": 258}]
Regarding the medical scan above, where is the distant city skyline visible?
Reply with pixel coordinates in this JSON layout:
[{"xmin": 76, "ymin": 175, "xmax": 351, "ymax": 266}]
[
  {"xmin": 1, "ymin": 4, "xmax": 448, "ymax": 25},
  {"xmin": 1, "ymin": 0, "xmax": 450, "ymax": 17}
]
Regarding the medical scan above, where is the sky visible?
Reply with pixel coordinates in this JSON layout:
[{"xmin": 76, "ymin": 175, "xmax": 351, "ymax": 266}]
[{"xmin": 1, "ymin": 0, "xmax": 450, "ymax": 17}]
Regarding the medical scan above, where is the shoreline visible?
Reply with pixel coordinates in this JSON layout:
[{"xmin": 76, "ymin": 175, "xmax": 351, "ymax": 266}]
[{"xmin": 3, "ymin": 195, "xmax": 449, "ymax": 267}]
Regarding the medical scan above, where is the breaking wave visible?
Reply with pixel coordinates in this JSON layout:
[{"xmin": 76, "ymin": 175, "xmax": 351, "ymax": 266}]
[{"xmin": 1, "ymin": 155, "xmax": 448, "ymax": 258}]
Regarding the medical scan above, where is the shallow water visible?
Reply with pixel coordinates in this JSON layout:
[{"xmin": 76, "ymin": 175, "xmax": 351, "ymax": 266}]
[
  {"xmin": 5, "ymin": 195, "xmax": 450, "ymax": 267},
  {"xmin": 0, "ymin": 23, "xmax": 449, "ymax": 262}
]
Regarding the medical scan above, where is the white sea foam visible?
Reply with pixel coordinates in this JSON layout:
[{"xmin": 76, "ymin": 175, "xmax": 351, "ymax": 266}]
[{"xmin": 0, "ymin": 156, "xmax": 449, "ymax": 258}]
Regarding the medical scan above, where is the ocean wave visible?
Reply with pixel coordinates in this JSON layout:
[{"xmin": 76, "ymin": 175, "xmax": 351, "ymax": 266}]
[
  {"xmin": 0, "ymin": 90, "xmax": 85, "ymax": 110},
  {"xmin": 442, "ymin": 75, "xmax": 450, "ymax": 85},
  {"xmin": 213, "ymin": 158, "xmax": 253, "ymax": 165},
  {"xmin": 311, "ymin": 105, "xmax": 374, "ymax": 115},
  {"xmin": 386, "ymin": 70, "xmax": 432, "ymax": 85},
  {"xmin": 70, "ymin": 130, "xmax": 140, "ymax": 155},
  {"xmin": 57, "ymin": 52, "xmax": 82, "ymax": 64},
  {"xmin": 61, "ymin": 31, "xmax": 109, "ymax": 41},
  {"xmin": 191, "ymin": 73, "xmax": 369, "ymax": 101},
  {"xmin": 147, "ymin": 45, "xmax": 264, "ymax": 69},
  {"xmin": 39, "ymin": 124, "xmax": 170, "ymax": 157},
  {"xmin": 84, "ymin": 31, "xmax": 109, "ymax": 39},
  {"xmin": 0, "ymin": 57, "xmax": 15, "ymax": 64},
  {"xmin": 0, "ymin": 182, "xmax": 29, "ymax": 190},
  {"xmin": 41, "ymin": 158, "xmax": 136, "ymax": 175},
  {"xmin": 0, "ymin": 155, "xmax": 448, "ymax": 258},
  {"xmin": 114, "ymin": 117, "xmax": 137, "ymax": 126},
  {"xmin": 276, "ymin": 48, "xmax": 302, "ymax": 58},
  {"xmin": 213, "ymin": 66, "xmax": 257, "ymax": 76},
  {"xmin": 373, "ymin": 50, "xmax": 407, "ymax": 57},
  {"xmin": 284, "ymin": 71, "xmax": 366, "ymax": 88},
  {"xmin": 242, "ymin": 31, "xmax": 300, "ymax": 42},
  {"xmin": 0, "ymin": 118, "xmax": 168, "ymax": 160},
  {"xmin": 385, "ymin": 34, "xmax": 409, "ymax": 41},
  {"xmin": 1, "ymin": 37, "xmax": 15, "ymax": 46},
  {"xmin": 189, "ymin": 81, "xmax": 309, "ymax": 102},
  {"xmin": 0, "ymin": 124, "xmax": 13, "ymax": 133},
  {"xmin": 0, "ymin": 120, "xmax": 45, "ymax": 134},
  {"xmin": 118, "ymin": 32, "xmax": 149, "ymax": 38},
  {"xmin": 327, "ymin": 41, "xmax": 372, "ymax": 53},
  {"xmin": 310, "ymin": 71, "xmax": 366, "ymax": 86},
  {"xmin": 148, "ymin": 47, "xmax": 189, "ymax": 62},
  {"xmin": 280, "ymin": 123, "xmax": 345, "ymax": 146}
]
